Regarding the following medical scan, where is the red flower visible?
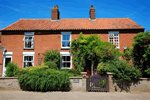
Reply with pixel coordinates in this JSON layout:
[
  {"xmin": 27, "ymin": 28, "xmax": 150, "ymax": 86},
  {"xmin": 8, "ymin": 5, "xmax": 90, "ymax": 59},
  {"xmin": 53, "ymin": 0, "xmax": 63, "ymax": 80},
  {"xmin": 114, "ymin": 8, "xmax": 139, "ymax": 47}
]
[{"xmin": 146, "ymin": 39, "xmax": 148, "ymax": 42}]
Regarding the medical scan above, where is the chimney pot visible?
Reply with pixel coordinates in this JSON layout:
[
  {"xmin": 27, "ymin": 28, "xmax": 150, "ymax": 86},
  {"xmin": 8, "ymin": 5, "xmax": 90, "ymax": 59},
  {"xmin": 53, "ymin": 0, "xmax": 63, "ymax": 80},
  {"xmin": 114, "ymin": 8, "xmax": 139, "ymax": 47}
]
[
  {"xmin": 56, "ymin": 5, "xmax": 58, "ymax": 8},
  {"xmin": 53, "ymin": 6, "xmax": 55, "ymax": 8},
  {"xmin": 91, "ymin": 5, "xmax": 93, "ymax": 7}
]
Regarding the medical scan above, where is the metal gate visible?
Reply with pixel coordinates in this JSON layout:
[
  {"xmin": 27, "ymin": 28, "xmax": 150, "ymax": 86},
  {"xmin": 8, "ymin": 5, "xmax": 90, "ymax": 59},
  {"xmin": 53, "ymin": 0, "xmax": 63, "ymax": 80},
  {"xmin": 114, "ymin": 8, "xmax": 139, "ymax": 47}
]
[{"xmin": 86, "ymin": 75, "xmax": 109, "ymax": 92}]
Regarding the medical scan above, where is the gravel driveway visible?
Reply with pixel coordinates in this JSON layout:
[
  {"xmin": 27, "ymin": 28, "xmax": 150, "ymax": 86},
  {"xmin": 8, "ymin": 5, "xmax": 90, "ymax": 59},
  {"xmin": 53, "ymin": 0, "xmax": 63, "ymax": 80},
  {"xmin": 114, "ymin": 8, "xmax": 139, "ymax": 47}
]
[{"xmin": 0, "ymin": 90, "xmax": 150, "ymax": 100}]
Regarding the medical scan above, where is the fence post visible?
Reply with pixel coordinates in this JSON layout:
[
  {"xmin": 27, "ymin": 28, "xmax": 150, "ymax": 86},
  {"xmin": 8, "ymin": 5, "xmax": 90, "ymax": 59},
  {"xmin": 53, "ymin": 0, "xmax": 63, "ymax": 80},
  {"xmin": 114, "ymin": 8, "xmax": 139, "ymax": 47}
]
[
  {"xmin": 107, "ymin": 72, "xmax": 113, "ymax": 92},
  {"xmin": 81, "ymin": 72, "xmax": 87, "ymax": 92}
]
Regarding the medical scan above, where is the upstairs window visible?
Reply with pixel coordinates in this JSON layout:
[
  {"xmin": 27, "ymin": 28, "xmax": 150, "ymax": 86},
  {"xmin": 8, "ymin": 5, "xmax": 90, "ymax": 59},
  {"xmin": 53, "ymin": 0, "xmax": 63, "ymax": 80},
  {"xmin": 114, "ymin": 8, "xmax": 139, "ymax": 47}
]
[
  {"xmin": 108, "ymin": 31, "xmax": 120, "ymax": 49},
  {"xmin": 24, "ymin": 32, "xmax": 34, "ymax": 49},
  {"xmin": 61, "ymin": 32, "xmax": 71, "ymax": 49}
]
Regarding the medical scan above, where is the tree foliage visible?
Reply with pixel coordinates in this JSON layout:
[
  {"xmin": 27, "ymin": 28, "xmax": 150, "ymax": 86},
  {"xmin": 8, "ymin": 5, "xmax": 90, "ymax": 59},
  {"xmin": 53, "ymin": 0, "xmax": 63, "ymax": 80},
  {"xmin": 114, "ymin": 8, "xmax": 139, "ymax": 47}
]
[
  {"xmin": 43, "ymin": 49, "xmax": 61, "ymax": 69},
  {"xmin": 132, "ymin": 31, "xmax": 150, "ymax": 77},
  {"xmin": 71, "ymin": 32, "xmax": 121, "ymax": 72}
]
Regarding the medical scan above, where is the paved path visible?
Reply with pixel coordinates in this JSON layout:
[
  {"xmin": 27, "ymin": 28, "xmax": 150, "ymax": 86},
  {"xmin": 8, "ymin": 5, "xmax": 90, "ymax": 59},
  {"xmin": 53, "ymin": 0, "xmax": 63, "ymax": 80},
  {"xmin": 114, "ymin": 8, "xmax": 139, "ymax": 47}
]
[{"xmin": 0, "ymin": 90, "xmax": 150, "ymax": 100}]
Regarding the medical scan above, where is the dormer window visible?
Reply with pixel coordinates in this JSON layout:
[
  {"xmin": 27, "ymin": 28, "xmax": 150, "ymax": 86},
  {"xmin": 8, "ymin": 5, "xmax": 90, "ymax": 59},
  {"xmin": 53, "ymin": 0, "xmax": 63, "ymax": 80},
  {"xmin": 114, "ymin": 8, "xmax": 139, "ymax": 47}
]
[{"xmin": 24, "ymin": 32, "xmax": 34, "ymax": 49}]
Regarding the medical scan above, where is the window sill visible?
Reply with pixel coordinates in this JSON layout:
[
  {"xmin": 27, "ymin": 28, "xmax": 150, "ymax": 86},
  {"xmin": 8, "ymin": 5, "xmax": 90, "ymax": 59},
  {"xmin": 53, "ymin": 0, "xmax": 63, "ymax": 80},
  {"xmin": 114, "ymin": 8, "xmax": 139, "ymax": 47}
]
[
  {"xmin": 24, "ymin": 48, "xmax": 34, "ymax": 50},
  {"xmin": 61, "ymin": 47, "xmax": 71, "ymax": 50},
  {"xmin": 116, "ymin": 47, "xmax": 120, "ymax": 49},
  {"xmin": 61, "ymin": 67, "xmax": 71, "ymax": 69}
]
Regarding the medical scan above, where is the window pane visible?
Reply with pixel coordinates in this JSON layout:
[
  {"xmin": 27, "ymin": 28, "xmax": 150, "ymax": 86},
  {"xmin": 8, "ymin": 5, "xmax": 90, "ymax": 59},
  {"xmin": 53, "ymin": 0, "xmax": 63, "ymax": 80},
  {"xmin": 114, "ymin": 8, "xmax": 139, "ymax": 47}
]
[
  {"xmin": 25, "ymin": 37, "xmax": 28, "ymax": 40},
  {"xmin": 114, "ymin": 34, "xmax": 118, "ymax": 36},
  {"xmin": 63, "ymin": 62, "xmax": 70, "ymax": 67},
  {"xmin": 63, "ymin": 35, "xmax": 70, "ymax": 40},
  {"xmin": 62, "ymin": 56, "xmax": 70, "ymax": 61},
  {"xmin": 66, "ymin": 56, "xmax": 70, "ymax": 61},
  {"xmin": 62, "ymin": 41, "xmax": 70, "ymax": 47},
  {"xmin": 24, "ymin": 62, "xmax": 28, "ymax": 68},
  {"xmin": 25, "ymin": 41, "xmax": 32, "ymax": 48},
  {"xmin": 24, "ymin": 56, "xmax": 28, "ymax": 61},
  {"xmin": 29, "ymin": 56, "xmax": 33, "ymax": 61},
  {"xmin": 29, "ymin": 37, "xmax": 33, "ymax": 40}
]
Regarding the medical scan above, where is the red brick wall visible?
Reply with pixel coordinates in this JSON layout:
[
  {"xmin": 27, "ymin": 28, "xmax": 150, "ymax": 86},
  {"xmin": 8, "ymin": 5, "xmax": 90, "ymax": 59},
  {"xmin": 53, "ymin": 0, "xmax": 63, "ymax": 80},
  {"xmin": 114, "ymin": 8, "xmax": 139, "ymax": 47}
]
[{"xmin": 0, "ymin": 29, "xmax": 144, "ymax": 74}]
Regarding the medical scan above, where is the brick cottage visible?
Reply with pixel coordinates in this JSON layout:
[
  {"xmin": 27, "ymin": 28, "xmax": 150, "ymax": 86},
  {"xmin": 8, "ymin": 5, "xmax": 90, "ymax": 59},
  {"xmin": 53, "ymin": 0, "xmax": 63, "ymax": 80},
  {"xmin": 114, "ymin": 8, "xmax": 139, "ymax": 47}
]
[{"xmin": 0, "ymin": 5, "xmax": 144, "ymax": 76}]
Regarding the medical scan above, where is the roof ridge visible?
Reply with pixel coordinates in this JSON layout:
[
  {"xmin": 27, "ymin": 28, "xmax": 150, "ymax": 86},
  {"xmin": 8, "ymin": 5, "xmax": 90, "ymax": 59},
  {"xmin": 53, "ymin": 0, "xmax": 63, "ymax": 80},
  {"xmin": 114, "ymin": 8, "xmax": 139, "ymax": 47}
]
[{"xmin": 19, "ymin": 18, "xmax": 129, "ymax": 20}]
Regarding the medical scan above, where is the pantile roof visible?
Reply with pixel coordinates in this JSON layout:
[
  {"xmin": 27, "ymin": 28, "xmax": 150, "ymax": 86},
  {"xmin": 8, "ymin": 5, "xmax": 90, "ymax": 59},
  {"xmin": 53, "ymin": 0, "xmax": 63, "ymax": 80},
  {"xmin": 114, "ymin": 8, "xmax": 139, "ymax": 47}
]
[{"xmin": 1, "ymin": 18, "xmax": 144, "ymax": 31}]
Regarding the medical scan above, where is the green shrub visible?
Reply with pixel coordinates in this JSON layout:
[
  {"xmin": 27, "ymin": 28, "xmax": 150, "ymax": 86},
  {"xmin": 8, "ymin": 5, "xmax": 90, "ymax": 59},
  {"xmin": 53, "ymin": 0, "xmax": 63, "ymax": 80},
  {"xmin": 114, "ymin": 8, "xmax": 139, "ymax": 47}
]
[
  {"xmin": 122, "ymin": 47, "xmax": 133, "ymax": 61},
  {"xmin": 97, "ymin": 60, "xmax": 141, "ymax": 82},
  {"xmin": 5, "ymin": 62, "xmax": 20, "ymax": 77},
  {"xmin": 44, "ymin": 61, "xmax": 58, "ymax": 70},
  {"xmin": 18, "ymin": 65, "xmax": 71, "ymax": 92},
  {"xmin": 145, "ymin": 68, "xmax": 150, "ymax": 75},
  {"xmin": 43, "ymin": 49, "xmax": 61, "ymax": 69},
  {"xmin": 132, "ymin": 31, "xmax": 150, "ymax": 77},
  {"xmin": 60, "ymin": 69, "xmax": 81, "ymax": 77}
]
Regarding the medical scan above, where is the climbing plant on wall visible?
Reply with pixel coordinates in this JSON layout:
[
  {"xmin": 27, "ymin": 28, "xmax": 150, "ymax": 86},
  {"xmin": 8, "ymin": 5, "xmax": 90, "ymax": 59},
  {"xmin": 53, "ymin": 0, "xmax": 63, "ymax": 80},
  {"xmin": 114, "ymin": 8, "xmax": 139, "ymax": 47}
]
[{"xmin": 71, "ymin": 32, "xmax": 121, "ymax": 74}]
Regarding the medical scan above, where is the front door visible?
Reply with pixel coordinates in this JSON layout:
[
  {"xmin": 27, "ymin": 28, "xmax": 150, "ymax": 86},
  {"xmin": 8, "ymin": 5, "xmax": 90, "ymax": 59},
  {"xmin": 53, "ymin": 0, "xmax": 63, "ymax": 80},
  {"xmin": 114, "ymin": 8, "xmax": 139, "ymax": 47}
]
[{"xmin": 3, "ymin": 56, "xmax": 12, "ymax": 77}]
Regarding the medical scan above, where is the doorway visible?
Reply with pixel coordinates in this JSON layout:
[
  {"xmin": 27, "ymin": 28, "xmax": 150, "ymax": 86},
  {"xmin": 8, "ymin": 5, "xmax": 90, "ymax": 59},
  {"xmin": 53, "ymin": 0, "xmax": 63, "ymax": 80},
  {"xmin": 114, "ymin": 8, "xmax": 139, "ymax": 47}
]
[
  {"xmin": 3, "ymin": 52, "xmax": 12, "ymax": 77},
  {"xmin": 84, "ymin": 60, "xmax": 91, "ymax": 76}
]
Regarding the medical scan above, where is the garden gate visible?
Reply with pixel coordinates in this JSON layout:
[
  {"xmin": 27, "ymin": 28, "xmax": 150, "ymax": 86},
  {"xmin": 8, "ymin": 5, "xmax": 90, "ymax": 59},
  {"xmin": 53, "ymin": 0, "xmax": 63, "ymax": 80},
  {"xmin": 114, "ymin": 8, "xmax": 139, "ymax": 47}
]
[{"xmin": 86, "ymin": 74, "xmax": 109, "ymax": 92}]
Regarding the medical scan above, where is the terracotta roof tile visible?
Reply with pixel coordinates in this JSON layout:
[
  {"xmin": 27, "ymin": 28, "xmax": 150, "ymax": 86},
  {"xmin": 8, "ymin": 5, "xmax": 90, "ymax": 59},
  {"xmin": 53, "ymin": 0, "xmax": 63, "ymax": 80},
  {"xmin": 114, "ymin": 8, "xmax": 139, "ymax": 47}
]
[{"xmin": 1, "ymin": 18, "xmax": 144, "ymax": 31}]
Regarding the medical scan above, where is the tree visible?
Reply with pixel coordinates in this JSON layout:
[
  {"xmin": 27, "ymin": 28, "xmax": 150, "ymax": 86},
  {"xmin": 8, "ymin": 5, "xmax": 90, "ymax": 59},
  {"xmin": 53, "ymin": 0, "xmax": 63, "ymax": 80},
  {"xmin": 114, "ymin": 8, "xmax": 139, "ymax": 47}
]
[
  {"xmin": 132, "ymin": 31, "xmax": 150, "ymax": 77},
  {"xmin": 71, "ymin": 32, "xmax": 121, "ymax": 75}
]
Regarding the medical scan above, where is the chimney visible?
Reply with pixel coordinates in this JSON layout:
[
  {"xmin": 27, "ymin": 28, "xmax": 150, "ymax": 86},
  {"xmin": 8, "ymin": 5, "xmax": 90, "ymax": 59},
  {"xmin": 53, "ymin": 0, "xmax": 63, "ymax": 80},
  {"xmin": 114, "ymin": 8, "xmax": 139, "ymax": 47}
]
[
  {"xmin": 51, "ymin": 5, "xmax": 59, "ymax": 20},
  {"xmin": 90, "ymin": 5, "xmax": 95, "ymax": 20}
]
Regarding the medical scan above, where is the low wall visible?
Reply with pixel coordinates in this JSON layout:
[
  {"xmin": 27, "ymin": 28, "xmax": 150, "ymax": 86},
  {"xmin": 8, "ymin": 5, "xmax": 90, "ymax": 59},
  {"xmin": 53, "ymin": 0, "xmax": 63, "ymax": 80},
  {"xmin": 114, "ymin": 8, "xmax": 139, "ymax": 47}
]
[
  {"xmin": 70, "ymin": 77, "xmax": 83, "ymax": 91},
  {"xmin": 0, "ymin": 77, "xmax": 20, "ymax": 90},
  {"xmin": 1, "ymin": 74, "xmax": 150, "ymax": 92},
  {"xmin": 0, "ymin": 77, "xmax": 85, "ymax": 91},
  {"xmin": 108, "ymin": 73, "xmax": 150, "ymax": 93}
]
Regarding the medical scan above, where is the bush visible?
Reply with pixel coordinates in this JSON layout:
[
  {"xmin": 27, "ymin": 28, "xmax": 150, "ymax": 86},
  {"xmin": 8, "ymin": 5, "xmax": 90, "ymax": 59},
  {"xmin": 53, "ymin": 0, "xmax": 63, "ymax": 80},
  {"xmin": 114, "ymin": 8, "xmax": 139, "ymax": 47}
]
[
  {"xmin": 97, "ymin": 59, "xmax": 141, "ymax": 82},
  {"xmin": 18, "ymin": 65, "xmax": 71, "ymax": 92},
  {"xmin": 122, "ymin": 47, "xmax": 133, "ymax": 61},
  {"xmin": 132, "ymin": 31, "xmax": 150, "ymax": 77},
  {"xmin": 43, "ymin": 49, "xmax": 61, "ymax": 69},
  {"xmin": 60, "ymin": 69, "xmax": 82, "ymax": 77},
  {"xmin": 5, "ymin": 62, "xmax": 20, "ymax": 77},
  {"xmin": 44, "ymin": 61, "xmax": 58, "ymax": 70}
]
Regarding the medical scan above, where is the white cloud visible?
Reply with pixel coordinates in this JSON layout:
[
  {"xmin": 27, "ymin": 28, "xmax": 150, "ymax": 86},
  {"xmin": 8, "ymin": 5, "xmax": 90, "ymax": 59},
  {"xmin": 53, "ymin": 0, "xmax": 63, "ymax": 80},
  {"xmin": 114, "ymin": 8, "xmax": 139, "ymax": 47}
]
[{"xmin": 5, "ymin": 5, "xmax": 20, "ymax": 12}]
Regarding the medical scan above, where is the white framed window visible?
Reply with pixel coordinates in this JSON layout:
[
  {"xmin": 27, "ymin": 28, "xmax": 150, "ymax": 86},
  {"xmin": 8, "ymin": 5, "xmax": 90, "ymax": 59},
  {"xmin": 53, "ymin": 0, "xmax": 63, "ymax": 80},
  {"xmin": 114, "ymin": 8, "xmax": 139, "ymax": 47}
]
[
  {"xmin": 108, "ymin": 31, "xmax": 120, "ymax": 49},
  {"xmin": 24, "ymin": 32, "xmax": 34, "ymax": 49},
  {"xmin": 60, "ymin": 52, "xmax": 72, "ymax": 69},
  {"xmin": 61, "ymin": 32, "xmax": 71, "ymax": 49},
  {"xmin": 23, "ymin": 52, "xmax": 35, "ymax": 68}
]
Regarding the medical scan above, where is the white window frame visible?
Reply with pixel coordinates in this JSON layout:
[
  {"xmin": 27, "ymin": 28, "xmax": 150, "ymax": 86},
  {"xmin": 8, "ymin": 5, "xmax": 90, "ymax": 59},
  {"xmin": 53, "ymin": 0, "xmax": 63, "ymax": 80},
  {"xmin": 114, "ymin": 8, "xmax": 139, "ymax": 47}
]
[
  {"xmin": 60, "ymin": 52, "xmax": 72, "ymax": 69},
  {"xmin": 24, "ymin": 32, "xmax": 34, "ymax": 49},
  {"xmin": 108, "ymin": 31, "xmax": 120, "ymax": 49},
  {"xmin": 61, "ymin": 32, "xmax": 71, "ymax": 49},
  {"xmin": 23, "ymin": 52, "xmax": 35, "ymax": 68}
]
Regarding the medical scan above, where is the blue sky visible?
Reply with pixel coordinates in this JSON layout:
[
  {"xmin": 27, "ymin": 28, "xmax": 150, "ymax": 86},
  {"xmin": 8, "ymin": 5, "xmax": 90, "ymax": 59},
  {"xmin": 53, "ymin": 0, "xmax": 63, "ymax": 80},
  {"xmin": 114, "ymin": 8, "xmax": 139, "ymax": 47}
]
[{"xmin": 0, "ymin": 0, "xmax": 149, "ymax": 31}]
